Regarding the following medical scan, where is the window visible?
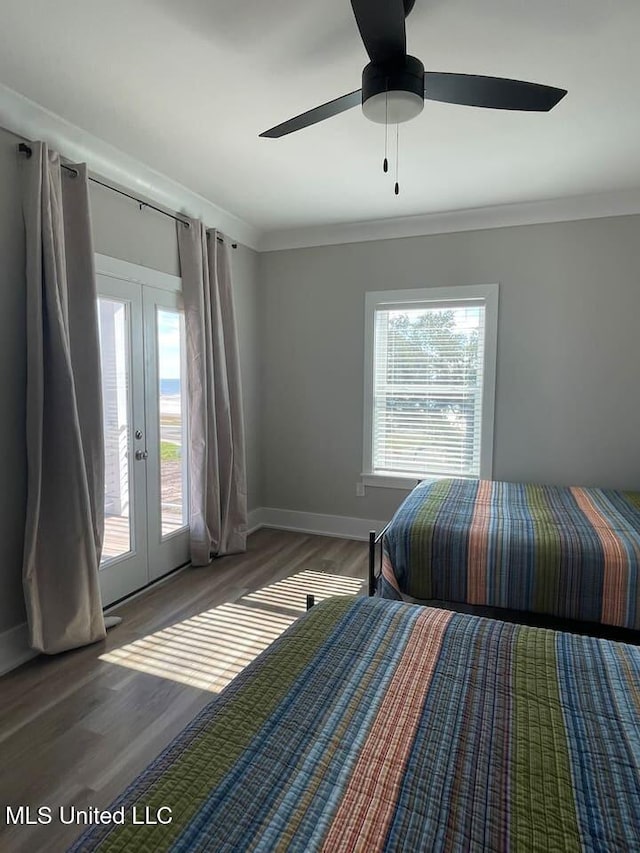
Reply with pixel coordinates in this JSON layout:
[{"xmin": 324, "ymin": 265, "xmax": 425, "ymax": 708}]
[{"xmin": 363, "ymin": 285, "xmax": 498, "ymax": 486}]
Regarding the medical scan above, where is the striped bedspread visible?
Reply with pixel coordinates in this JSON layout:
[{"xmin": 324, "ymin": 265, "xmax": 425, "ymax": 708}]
[
  {"xmin": 72, "ymin": 596, "xmax": 640, "ymax": 852},
  {"xmin": 382, "ymin": 478, "xmax": 640, "ymax": 629}
]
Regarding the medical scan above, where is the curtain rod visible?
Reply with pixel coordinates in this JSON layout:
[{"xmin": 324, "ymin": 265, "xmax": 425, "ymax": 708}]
[{"xmin": 17, "ymin": 142, "xmax": 237, "ymax": 249}]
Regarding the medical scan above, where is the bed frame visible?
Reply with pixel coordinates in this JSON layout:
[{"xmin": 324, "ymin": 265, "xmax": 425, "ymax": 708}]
[
  {"xmin": 368, "ymin": 524, "xmax": 391, "ymax": 597},
  {"xmin": 367, "ymin": 524, "xmax": 640, "ymax": 646}
]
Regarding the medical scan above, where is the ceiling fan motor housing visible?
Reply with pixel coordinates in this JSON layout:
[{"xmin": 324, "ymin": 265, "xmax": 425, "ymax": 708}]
[{"xmin": 362, "ymin": 55, "xmax": 425, "ymax": 124}]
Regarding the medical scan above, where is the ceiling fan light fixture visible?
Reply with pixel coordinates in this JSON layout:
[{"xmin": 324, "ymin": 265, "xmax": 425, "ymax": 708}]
[
  {"xmin": 362, "ymin": 89, "xmax": 424, "ymax": 124},
  {"xmin": 361, "ymin": 55, "xmax": 426, "ymax": 126},
  {"xmin": 259, "ymin": 2, "xmax": 567, "ymax": 140}
]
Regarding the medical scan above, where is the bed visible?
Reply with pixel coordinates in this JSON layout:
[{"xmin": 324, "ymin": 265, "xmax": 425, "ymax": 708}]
[
  {"xmin": 375, "ymin": 478, "xmax": 640, "ymax": 630},
  {"xmin": 72, "ymin": 595, "xmax": 640, "ymax": 852}
]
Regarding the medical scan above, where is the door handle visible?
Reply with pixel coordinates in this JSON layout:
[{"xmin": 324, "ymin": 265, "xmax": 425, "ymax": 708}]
[{"xmin": 135, "ymin": 449, "xmax": 149, "ymax": 461}]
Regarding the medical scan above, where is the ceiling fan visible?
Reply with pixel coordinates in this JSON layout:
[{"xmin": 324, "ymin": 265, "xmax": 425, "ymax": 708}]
[{"xmin": 259, "ymin": 0, "xmax": 567, "ymax": 139}]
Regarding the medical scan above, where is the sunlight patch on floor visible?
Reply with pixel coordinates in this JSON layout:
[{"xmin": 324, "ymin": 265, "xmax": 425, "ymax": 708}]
[
  {"xmin": 243, "ymin": 570, "xmax": 363, "ymax": 611},
  {"xmin": 100, "ymin": 571, "xmax": 364, "ymax": 692}
]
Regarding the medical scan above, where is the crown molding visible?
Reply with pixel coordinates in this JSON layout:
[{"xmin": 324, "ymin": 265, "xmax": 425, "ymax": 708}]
[
  {"xmin": 259, "ymin": 189, "xmax": 640, "ymax": 252},
  {"xmin": 4, "ymin": 84, "xmax": 639, "ymax": 256},
  {"xmin": 0, "ymin": 83, "xmax": 262, "ymax": 251}
]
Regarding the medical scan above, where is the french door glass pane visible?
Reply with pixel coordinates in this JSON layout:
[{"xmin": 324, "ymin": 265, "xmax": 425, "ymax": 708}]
[
  {"xmin": 157, "ymin": 308, "xmax": 188, "ymax": 536},
  {"xmin": 98, "ymin": 298, "xmax": 132, "ymax": 564}
]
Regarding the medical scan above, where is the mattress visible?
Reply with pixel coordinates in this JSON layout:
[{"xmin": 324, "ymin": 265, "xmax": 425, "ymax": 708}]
[
  {"xmin": 71, "ymin": 595, "xmax": 640, "ymax": 852},
  {"xmin": 382, "ymin": 478, "xmax": 640, "ymax": 629}
]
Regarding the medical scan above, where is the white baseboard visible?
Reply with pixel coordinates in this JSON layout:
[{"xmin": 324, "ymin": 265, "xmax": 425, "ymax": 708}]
[
  {"xmin": 0, "ymin": 622, "xmax": 37, "ymax": 677},
  {"xmin": 247, "ymin": 507, "xmax": 266, "ymax": 536},
  {"xmin": 249, "ymin": 507, "xmax": 387, "ymax": 542}
]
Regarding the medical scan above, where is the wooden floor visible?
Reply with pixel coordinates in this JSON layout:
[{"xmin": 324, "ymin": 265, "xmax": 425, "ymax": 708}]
[{"xmin": 0, "ymin": 530, "xmax": 367, "ymax": 853}]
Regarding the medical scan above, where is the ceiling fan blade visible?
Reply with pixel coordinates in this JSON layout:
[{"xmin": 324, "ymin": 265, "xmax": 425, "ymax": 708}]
[
  {"xmin": 350, "ymin": 0, "xmax": 407, "ymax": 64},
  {"xmin": 259, "ymin": 90, "xmax": 362, "ymax": 138},
  {"xmin": 424, "ymin": 72, "xmax": 567, "ymax": 111}
]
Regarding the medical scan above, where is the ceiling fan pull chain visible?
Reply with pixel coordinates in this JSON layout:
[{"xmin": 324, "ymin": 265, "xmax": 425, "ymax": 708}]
[
  {"xmin": 395, "ymin": 124, "xmax": 400, "ymax": 195},
  {"xmin": 383, "ymin": 86, "xmax": 389, "ymax": 173}
]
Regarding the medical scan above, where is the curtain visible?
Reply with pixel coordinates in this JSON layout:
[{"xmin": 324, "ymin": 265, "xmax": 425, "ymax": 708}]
[
  {"xmin": 178, "ymin": 219, "xmax": 247, "ymax": 565},
  {"xmin": 21, "ymin": 142, "xmax": 106, "ymax": 654}
]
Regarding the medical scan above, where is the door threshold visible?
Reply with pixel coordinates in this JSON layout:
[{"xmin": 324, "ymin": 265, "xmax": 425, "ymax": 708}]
[{"xmin": 103, "ymin": 560, "xmax": 191, "ymax": 614}]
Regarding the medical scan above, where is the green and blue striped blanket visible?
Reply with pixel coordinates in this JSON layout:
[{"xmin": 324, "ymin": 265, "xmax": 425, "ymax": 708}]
[
  {"xmin": 71, "ymin": 596, "xmax": 640, "ymax": 851},
  {"xmin": 382, "ymin": 478, "xmax": 640, "ymax": 628}
]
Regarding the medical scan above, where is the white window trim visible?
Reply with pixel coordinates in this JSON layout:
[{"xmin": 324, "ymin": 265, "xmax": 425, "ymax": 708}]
[
  {"xmin": 95, "ymin": 253, "xmax": 181, "ymax": 294},
  {"xmin": 362, "ymin": 284, "xmax": 499, "ymax": 489}
]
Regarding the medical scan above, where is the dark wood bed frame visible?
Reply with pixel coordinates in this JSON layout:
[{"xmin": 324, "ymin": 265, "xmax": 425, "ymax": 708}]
[{"xmin": 367, "ymin": 526, "xmax": 640, "ymax": 646}]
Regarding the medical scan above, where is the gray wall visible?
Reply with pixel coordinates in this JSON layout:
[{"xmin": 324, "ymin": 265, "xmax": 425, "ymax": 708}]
[
  {"xmin": 0, "ymin": 130, "xmax": 27, "ymax": 634},
  {"xmin": 0, "ymin": 126, "xmax": 262, "ymax": 634},
  {"xmin": 2, "ymin": 118, "xmax": 639, "ymax": 635},
  {"xmin": 260, "ymin": 216, "xmax": 640, "ymax": 522}
]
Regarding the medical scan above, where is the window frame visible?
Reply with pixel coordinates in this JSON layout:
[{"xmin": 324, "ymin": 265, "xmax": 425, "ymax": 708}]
[{"xmin": 362, "ymin": 284, "xmax": 499, "ymax": 489}]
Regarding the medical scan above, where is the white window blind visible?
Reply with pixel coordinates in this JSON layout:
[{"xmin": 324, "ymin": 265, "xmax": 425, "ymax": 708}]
[{"xmin": 372, "ymin": 300, "xmax": 486, "ymax": 478}]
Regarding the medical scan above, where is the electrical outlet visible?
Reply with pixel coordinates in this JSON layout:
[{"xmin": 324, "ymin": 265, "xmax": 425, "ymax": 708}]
[{"xmin": 356, "ymin": 482, "xmax": 365, "ymax": 497}]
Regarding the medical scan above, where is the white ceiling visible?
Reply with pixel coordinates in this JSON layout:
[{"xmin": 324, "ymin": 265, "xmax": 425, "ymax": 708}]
[{"xmin": 1, "ymin": 0, "xmax": 639, "ymax": 240}]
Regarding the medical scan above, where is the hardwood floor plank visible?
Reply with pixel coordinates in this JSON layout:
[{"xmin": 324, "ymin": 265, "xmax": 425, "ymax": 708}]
[{"xmin": 0, "ymin": 530, "xmax": 367, "ymax": 853}]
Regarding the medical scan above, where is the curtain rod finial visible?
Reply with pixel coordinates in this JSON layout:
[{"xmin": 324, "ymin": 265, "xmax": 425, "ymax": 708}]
[{"xmin": 18, "ymin": 142, "xmax": 32, "ymax": 158}]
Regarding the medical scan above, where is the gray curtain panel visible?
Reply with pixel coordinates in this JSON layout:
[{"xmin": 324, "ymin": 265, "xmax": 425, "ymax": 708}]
[
  {"xmin": 22, "ymin": 142, "xmax": 106, "ymax": 654},
  {"xmin": 178, "ymin": 219, "xmax": 248, "ymax": 565}
]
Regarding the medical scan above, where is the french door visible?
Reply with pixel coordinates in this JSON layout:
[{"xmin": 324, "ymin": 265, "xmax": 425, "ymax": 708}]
[{"xmin": 96, "ymin": 259, "xmax": 190, "ymax": 607}]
